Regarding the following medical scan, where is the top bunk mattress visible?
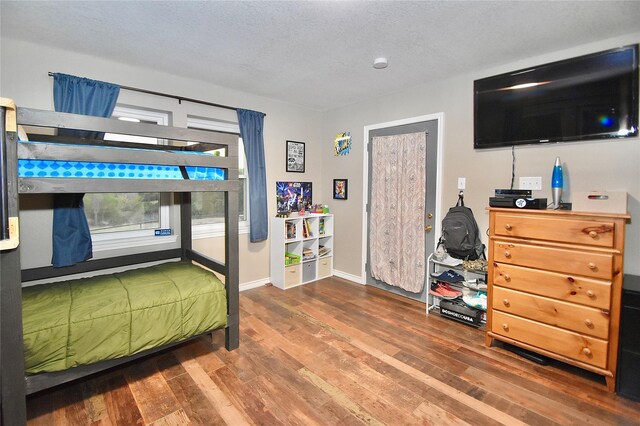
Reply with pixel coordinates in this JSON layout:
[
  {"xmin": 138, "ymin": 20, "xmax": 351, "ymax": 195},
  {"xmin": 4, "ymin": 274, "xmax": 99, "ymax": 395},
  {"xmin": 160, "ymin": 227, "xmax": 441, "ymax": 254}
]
[{"xmin": 18, "ymin": 141, "xmax": 225, "ymax": 181}]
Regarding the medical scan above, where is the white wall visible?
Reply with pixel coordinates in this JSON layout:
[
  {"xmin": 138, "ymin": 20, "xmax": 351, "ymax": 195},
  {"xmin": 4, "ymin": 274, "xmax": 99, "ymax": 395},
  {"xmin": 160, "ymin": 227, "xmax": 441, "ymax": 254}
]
[
  {"xmin": 322, "ymin": 32, "xmax": 640, "ymax": 277},
  {"xmin": 0, "ymin": 38, "xmax": 324, "ymax": 286}
]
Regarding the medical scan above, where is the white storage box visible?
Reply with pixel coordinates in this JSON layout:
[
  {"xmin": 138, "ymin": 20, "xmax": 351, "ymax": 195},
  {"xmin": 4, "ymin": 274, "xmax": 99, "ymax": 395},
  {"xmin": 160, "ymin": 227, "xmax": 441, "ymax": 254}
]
[{"xmin": 572, "ymin": 191, "xmax": 627, "ymax": 214}]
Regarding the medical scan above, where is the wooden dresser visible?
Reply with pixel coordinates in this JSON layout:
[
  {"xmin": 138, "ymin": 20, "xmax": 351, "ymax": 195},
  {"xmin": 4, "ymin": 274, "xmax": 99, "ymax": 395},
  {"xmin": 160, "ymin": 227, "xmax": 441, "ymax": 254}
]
[{"xmin": 486, "ymin": 208, "xmax": 629, "ymax": 391}]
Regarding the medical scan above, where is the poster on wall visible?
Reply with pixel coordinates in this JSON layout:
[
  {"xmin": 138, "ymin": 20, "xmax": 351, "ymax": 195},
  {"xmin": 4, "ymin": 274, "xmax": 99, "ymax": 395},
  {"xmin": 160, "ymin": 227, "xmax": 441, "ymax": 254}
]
[
  {"xmin": 286, "ymin": 140, "xmax": 305, "ymax": 172},
  {"xmin": 276, "ymin": 181, "xmax": 312, "ymax": 213},
  {"xmin": 333, "ymin": 179, "xmax": 348, "ymax": 200},
  {"xmin": 334, "ymin": 132, "xmax": 352, "ymax": 156}
]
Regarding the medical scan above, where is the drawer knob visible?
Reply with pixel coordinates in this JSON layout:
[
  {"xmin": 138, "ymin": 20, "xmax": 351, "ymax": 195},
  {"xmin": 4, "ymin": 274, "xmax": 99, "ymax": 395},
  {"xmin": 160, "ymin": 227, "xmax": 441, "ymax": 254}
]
[
  {"xmin": 504, "ymin": 251, "xmax": 511, "ymax": 258},
  {"xmin": 503, "ymin": 299, "xmax": 510, "ymax": 307},
  {"xmin": 502, "ymin": 323, "xmax": 509, "ymax": 331},
  {"xmin": 586, "ymin": 290, "xmax": 595, "ymax": 298},
  {"xmin": 582, "ymin": 347, "xmax": 592, "ymax": 356},
  {"xmin": 588, "ymin": 230, "xmax": 598, "ymax": 239},
  {"xmin": 503, "ymin": 274, "xmax": 511, "ymax": 282},
  {"xmin": 504, "ymin": 224, "xmax": 512, "ymax": 231},
  {"xmin": 588, "ymin": 262, "xmax": 597, "ymax": 270},
  {"xmin": 584, "ymin": 319, "xmax": 593, "ymax": 328}
]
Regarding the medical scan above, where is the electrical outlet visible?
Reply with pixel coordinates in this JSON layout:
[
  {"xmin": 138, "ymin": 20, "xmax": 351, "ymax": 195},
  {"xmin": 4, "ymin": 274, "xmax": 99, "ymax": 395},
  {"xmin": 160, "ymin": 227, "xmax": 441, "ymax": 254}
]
[
  {"xmin": 458, "ymin": 177, "xmax": 466, "ymax": 190},
  {"xmin": 519, "ymin": 176, "xmax": 542, "ymax": 191}
]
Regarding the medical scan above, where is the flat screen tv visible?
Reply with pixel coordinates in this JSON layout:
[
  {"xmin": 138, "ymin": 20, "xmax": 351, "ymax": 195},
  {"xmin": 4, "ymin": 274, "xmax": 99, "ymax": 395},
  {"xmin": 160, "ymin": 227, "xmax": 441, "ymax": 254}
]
[{"xmin": 474, "ymin": 45, "xmax": 638, "ymax": 149}]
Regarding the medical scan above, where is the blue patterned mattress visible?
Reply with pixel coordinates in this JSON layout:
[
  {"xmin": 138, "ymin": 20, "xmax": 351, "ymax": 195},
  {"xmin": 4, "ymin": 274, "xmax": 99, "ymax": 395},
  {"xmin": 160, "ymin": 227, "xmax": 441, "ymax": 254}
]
[{"xmin": 18, "ymin": 142, "xmax": 224, "ymax": 181}]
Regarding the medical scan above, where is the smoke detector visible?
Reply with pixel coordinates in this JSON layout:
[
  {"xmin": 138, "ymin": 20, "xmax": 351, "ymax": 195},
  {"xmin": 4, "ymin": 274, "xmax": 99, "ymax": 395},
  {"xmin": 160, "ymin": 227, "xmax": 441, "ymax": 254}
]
[{"xmin": 373, "ymin": 57, "xmax": 388, "ymax": 69}]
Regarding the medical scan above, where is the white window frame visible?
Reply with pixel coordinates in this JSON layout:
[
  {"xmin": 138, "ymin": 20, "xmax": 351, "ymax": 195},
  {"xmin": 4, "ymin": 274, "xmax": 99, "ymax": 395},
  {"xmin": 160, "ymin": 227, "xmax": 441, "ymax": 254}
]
[
  {"xmin": 187, "ymin": 116, "xmax": 249, "ymax": 239},
  {"xmin": 91, "ymin": 106, "xmax": 176, "ymax": 251}
]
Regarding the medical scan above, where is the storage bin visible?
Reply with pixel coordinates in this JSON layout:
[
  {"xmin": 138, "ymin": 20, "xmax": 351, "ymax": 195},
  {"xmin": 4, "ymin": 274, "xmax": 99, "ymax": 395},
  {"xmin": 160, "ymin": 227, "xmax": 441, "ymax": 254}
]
[
  {"xmin": 317, "ymin": 256, "xmax": 332, "ymax": 278},
  {"xmin": 284, "ymin": 265, "xmax": 301, "ymax": 288},
  {"xmin": 303, "ymin": 261, "xmax": 316, "ymax": 283}
]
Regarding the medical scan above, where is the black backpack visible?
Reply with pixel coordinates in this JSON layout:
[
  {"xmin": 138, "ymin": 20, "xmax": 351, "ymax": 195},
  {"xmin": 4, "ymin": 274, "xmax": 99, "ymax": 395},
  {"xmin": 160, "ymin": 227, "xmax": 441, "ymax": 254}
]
[{"xmin": 439, "ymin": 194, "xmax": 485, "ymax": 260}]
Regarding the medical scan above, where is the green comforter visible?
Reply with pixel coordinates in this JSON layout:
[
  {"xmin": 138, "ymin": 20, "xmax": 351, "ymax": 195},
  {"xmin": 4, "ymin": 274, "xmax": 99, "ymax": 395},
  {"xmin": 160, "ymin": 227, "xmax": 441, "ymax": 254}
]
[{"xmin": 22, "ymin": 261, "xmax": 227, "ymax": 374}]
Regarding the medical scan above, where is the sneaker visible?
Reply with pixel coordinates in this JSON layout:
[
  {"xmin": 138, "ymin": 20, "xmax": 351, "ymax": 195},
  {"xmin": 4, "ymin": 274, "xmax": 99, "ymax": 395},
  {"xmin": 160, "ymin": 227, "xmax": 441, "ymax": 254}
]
[
  {"xmin": 429, "ymin": 282, "xmax": 461, "ymax": 299},
  {"xmin": 440, "ymin": 282, "xmax": 463, "ymax": 297},
  {"xmin": 462, "ymin": 291, "xmax": 487, "ymax": 310},
  {"xmin": 430, "ymin": 269, "xmax": 464, "ymax": 283},
  {"xmin": 464, "ymin": 279, "xmax": 488, "ymax": 291}
]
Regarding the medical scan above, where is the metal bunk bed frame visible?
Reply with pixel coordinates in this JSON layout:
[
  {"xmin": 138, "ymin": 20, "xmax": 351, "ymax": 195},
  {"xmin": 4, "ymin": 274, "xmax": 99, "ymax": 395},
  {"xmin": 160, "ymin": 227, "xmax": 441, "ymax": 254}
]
[{"xmin": 0, "ymin": 99, "xmax": 240, "ymax": 425}]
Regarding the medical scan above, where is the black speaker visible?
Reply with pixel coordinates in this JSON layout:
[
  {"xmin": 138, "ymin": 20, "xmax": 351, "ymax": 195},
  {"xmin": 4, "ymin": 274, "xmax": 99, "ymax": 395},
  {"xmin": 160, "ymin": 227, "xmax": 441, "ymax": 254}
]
[{"xmin": 617, "ymin": 274, "xmax": 640, "ymax": 401}]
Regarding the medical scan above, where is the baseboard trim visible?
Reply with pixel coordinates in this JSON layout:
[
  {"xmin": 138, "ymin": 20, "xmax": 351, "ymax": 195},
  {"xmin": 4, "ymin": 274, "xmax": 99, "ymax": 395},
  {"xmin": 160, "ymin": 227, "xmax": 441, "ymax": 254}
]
[
  {"xmin": 333, "ymin": 270, "xmax": 365, "ymax": 285},
  {"xmin": 240, "ymin": 277, "xmax": 271, "ymax": 292},
  {"xmin": 241, "ymin": 272, "xmax": 364, "ymax": 291}
]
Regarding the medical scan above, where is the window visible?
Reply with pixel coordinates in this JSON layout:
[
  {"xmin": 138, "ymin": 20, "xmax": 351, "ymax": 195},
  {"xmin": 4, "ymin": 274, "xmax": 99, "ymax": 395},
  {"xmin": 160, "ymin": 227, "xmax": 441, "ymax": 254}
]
[
  {"xmin": 84, "ymin": 107, "xmax": 246, "ymax": 250},
  {"xmin": 187, "ymin": 116, "xmax": 249, "ymax": 238},
  {"xmin": 85, "ymin": 106, "xmax": 173, "ymax": 250},
  {"xmin": 85, "ymin": 192, "xmax": 161, "ymax": 233}
]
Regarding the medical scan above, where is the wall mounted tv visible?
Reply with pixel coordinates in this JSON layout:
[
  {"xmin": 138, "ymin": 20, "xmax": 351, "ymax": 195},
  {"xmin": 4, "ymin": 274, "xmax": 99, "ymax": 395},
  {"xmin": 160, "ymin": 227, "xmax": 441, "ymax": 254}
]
[{"xmin": 474, "ymin": 44, "xmax": 638, "ymax": 149}]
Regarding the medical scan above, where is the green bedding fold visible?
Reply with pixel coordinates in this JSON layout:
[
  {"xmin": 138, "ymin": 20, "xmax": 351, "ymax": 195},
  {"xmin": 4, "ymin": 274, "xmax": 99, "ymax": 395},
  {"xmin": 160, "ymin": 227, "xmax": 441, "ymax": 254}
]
[{"xmin": 22, "ymin": 261, "xmax": 227, "ymax": 374}]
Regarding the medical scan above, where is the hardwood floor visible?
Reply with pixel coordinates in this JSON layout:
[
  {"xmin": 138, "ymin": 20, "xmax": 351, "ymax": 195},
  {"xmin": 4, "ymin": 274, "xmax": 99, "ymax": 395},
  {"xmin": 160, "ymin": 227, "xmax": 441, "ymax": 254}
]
[{"xmin": 27, "ymin": 277, "xmax": 640, "ymax": 425}]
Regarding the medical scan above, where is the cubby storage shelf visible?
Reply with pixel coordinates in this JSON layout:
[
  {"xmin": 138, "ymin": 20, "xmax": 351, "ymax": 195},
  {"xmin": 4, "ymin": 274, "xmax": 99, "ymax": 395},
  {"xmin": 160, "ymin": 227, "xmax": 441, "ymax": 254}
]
[{"xmin": 271, "ymin": 214, "xmax": 333, "ymax": 289}]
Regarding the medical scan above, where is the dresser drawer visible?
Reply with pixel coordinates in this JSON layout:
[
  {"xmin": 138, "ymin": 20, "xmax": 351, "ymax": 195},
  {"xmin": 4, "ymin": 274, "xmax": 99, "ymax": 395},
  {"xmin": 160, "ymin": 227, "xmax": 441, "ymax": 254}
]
[
  {"xmin": 284, "ymin": 265, "xmax": 301, "ymax": 287},
  {"xmin": 492, "ymin": 311, "xmax": 608, "ymax": 369},
  {"xmin": 492, "ymin": 287, "xmax": 610, "ymax": 339},
  {"xmin": 493, "ymin": 241, "xmax": 613, "ymax": 280},
  {"xmin": 493, "ymin": 263, "xmax": 611, "ymax": 310},
  {"xmin": 494, "ymin": 213, "xmax": 615, "ymax": 248}
]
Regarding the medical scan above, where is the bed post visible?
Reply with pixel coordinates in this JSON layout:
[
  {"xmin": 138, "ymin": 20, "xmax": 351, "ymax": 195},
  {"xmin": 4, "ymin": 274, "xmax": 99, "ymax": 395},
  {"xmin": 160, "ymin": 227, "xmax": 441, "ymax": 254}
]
[
  {"xmin": 180, "ymin": 191, "xmax": 192, "ymax": 260},
  {"xmin": 224, "ymin": 143, "xmax": 240, "ymax": 351},
  {"xmin": 1, "ymin": 99, "xmax": 27, "ymax": 425}
]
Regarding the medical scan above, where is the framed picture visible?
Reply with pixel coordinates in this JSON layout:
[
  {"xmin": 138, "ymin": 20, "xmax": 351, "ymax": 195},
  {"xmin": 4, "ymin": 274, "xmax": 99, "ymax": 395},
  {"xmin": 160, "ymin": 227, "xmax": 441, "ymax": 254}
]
[
  {"xmin": 286, "ymin": 140, "xmax": 305, "ymax": 173},
  {"xmin": 333, "ymin": 179, "xmax": 348, "ymax": 200}
]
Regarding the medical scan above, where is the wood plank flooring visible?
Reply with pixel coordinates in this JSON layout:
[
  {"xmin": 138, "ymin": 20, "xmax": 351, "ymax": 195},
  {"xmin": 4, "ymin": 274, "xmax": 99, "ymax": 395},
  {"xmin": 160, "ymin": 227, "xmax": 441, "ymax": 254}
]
[{"xmin": 27, "ymin": 277, "xmax": 640, "ymax": 425}]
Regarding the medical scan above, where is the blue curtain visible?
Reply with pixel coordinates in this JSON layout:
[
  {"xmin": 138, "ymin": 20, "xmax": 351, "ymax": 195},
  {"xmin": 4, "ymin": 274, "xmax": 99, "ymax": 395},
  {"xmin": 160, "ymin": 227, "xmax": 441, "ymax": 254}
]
[
  {"xmin": 237, "ymin": 109, "xmax": 268, "ymax": 242},
  {"xmin": 52, "ymin": 73, "xmax": 120, "ymax": 267}
]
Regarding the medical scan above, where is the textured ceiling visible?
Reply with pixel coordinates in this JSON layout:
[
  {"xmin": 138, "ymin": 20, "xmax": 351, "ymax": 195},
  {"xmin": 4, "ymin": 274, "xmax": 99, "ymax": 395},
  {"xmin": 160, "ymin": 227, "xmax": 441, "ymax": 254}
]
[{"xmin": 1, "ymin": 1, "xmax": 639, "ymax": 111}]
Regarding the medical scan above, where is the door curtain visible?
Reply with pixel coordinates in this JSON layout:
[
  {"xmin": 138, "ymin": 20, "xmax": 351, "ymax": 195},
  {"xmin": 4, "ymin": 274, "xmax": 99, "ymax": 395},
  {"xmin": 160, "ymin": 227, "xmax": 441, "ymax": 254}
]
[{"xmin": 369, "ymin": 132, "xmax": 426, "ymax": 293}]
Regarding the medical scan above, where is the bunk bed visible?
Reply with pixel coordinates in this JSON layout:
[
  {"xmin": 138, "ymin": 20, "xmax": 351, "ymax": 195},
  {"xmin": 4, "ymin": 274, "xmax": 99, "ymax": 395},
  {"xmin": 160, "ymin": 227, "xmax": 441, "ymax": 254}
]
[{"xmin": 0, "ymin": 98, "xmax": 240, "ymax": 425}]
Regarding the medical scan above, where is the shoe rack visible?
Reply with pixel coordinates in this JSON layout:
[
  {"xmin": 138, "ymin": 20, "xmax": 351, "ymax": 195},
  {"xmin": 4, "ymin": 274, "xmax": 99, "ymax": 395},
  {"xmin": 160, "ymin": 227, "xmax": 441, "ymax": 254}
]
[{"xmin": 426, "ymin": 253, "xmax": 488, "ymax": 320}]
